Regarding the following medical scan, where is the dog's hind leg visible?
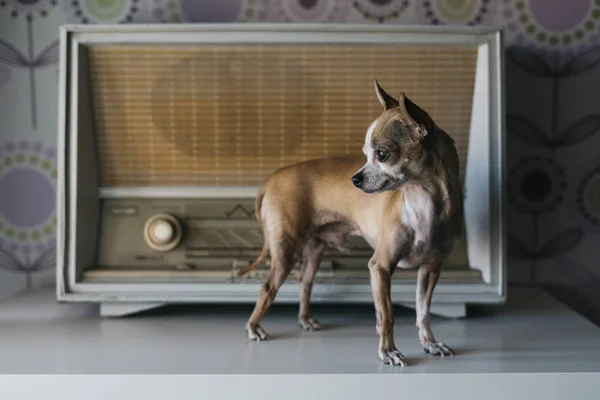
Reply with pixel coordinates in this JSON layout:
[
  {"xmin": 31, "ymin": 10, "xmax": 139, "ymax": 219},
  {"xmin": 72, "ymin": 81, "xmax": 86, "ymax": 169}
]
[
  {"xmin": 245, "ymin": 236, "xmax": 296, "ymax": 341},
  {"xmin": 416, "ymin": 263, "xmax": 454, "ymax": 356},
  {"xmin": 298, "ymin": 237, "xmax": 325, "ymax": 331}
]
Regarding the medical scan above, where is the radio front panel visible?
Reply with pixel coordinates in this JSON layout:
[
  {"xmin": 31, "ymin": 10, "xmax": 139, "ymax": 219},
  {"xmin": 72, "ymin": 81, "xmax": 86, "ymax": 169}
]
[
  {"xmin": 57, "ymin": 24, "xmax": 504, "ymax": 308},
  {"xmin": 87, "ymin": 198, "xmax": 476, "ymax": 284}
]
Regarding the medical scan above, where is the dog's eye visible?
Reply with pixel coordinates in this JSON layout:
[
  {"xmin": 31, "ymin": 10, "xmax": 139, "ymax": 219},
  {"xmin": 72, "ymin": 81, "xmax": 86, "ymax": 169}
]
[{"xmin": 375, "ymin": 150, "xmax": 388, "ymax": 162}]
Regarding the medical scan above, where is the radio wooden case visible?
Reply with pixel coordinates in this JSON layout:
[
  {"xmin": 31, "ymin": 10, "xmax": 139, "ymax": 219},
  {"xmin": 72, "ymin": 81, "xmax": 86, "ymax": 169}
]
[{"xmin": 57, "ymin": 24, "xmax": 505, "ymax": 317}]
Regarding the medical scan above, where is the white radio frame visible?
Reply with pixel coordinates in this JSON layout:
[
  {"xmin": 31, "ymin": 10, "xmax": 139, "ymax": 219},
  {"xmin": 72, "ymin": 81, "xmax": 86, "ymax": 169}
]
[{"xmin": 56, "ymin": 24, "xmax": 505, "ymax": 318}]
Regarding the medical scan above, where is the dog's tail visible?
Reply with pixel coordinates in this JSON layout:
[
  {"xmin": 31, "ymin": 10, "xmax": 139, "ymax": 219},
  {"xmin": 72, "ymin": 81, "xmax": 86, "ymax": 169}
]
[{"xmin": 236, "ymin": 188, "xmax": 269, "ymax": 277}]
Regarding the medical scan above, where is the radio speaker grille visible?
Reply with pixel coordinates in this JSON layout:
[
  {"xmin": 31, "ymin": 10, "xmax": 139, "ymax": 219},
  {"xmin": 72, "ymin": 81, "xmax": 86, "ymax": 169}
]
[{"xmin": 88, "ymin": 44, "xmax": 477, "ymax": 187}]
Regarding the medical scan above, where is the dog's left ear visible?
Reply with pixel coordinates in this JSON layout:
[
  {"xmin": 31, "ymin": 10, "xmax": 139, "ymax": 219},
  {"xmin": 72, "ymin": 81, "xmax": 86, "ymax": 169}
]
[
  {"xmin": 374, "ymin": 79, "xmax": 399, "ymax": 110},
  {"xmin": 398, "ymin": 93, "xmax": 435, "ymax": 142}
]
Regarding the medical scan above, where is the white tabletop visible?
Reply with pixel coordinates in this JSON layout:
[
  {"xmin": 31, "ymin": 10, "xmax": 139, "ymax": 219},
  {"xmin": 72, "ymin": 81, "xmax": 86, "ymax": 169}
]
[{"xmin": 0, "ymin": 286, "xmax": 599, "ymax": 374}]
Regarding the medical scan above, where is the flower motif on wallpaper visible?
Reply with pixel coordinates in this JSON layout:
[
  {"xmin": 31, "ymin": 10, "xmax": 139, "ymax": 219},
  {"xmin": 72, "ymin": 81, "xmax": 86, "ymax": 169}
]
[
  {"xmin": 152, "ymin": 0, "xmax": 263, "ymax": 22},
  {"xmin": 507, "ymin": 229, "xmax": 583, "ymax": 260},
  {"xmin": 507, "ymin": 111, "xmax": 600, "ymax": 149},
  {"xmin": 503, "ymin": 0, "xmax": 600, "ymax": 57},
  {"xmin": 508, "ymin": 155, "xmax": 566, "ymax": 214},
  {"xmin": 261, "ymin": 0, "xmax": 349, "ymax": 22},
  {"xmin": 506, "ymin": 46, "xmax": 600, "ymax": 154},
  {"xmin": 64, "ymin": 0, "xmax": 141, "ymax": 23},
  {"xmin": 0, "ymin": 0, "xmax": 57, "ymax": 20},
  {"xmin": 506, "ymin": 155, "xmax": 583, "ymax": 283},
  {"xmin": 578, "ymin": 167, "xmax": 600, "ymax": 227},
  {"xmin": 507, "ymin": 44, "xmax": 600, "ymax": 78},
  {"xmin": 352, "ymin": 0, "xmax": 409, "ymax": 23},
  {"xmin": 416, "ymin": 0, "xmax": 496, "ymax": 26},
  {"xmin": 0, "ymin": 0, "xmax": 59, "ymax": 130},
  {"xmin": 0, "ymin": 140, "xmax": 57, "ymax": 253},
  {"xmin": 0, "ymin": 140, "xmax": 56, "ymax": 287}
]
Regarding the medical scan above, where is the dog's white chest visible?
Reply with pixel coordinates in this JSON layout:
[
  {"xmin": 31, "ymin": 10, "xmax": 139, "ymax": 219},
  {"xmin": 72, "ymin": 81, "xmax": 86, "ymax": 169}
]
[
  {"xmin": 402, "ymin": 185, "xmax": 435, "ymax": 247},
  {"xmin": 394, "ymin": 187, "xmax": 436, "ymax": 270}
]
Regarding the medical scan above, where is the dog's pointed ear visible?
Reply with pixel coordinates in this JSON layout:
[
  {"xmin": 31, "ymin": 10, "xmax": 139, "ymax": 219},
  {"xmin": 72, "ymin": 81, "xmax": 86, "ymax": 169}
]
[
  {"xmin": 374, "ymin": 79, "xmax": 399, "ymax": 110},
  {"xmin": 399, "ymin": 93, "xmax": 435, "ymax": 142}
]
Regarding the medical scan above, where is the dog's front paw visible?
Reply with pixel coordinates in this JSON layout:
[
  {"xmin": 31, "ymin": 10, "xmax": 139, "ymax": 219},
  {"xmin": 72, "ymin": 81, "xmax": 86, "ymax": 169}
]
[
  {"xmin": 299, "ymin": 316, "xmax": 322, "ymax": 331},
  {"xmin": 246, "ymin": 324, "xmax": 270, "ymax": 341},
  {"xmin": 422, "ymin": 340, "xmax": 454, "ymax": 356},
  {"xmin": 379, "ymin": 348, "xmax": 407, "ymax": 366}
]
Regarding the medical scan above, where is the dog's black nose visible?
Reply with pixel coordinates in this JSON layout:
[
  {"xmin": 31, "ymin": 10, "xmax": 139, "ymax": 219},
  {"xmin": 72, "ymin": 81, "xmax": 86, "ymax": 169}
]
[{"xmin": 352, "ymin": 173, "xmax": 363, "ymax": 188}]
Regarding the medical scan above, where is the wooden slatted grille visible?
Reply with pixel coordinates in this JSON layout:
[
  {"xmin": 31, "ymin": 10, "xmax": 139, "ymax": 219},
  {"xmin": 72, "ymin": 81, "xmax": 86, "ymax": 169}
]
[{"xmin": 88, "ymin": 44, "xmax": 477, "ymax": 187}]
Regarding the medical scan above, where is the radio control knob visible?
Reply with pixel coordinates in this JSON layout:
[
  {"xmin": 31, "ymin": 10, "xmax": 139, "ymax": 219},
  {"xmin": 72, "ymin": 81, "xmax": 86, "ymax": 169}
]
[
  {"xmin": 143, "ymin": 214, "xmax": 182, "ymax": 252},
  {"xmin": 150, "ymin": 220, "xmax": 173, "ymax": 244}
]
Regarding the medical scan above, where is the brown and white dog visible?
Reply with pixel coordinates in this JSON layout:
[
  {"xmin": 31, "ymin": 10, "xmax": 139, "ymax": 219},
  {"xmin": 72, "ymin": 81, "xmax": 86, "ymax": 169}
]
[{"xmin": 237, "ymin": 80, "xmax": 464, "ymax": 366}]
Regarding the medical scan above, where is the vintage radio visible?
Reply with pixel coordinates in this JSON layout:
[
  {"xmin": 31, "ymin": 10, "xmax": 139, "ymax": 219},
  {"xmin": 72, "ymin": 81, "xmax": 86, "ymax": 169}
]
[{"xmin": 57, "ymin": 24, "xmax": 505, "ymax": 317}]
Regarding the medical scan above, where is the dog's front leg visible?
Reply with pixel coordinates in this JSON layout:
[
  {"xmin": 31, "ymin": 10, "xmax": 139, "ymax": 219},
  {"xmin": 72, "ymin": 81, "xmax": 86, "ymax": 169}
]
[
  {"xmin": 368, "ymin": 254, "xmax": 406, "ymax": 366},
  {"xmin": 416, "ymin": 264, "xmax": 454, "ymax": 356}
]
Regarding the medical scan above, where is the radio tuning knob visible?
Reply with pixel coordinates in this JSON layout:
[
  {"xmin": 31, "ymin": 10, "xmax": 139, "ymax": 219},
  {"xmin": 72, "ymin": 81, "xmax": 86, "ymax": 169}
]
[
  {"xmin": 143, "ymin": 213, "xmax": 182, "ymax": 252},
  {"xmin": 150, "ymin": 220, "xmax": 173, "ymax": 244}
]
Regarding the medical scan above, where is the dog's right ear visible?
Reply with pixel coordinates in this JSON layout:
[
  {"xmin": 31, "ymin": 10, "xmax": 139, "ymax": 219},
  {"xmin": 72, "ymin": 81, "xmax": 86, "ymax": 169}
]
[
  {"xmin": 403, "ymin": 94, "xmax": 435, "ymax": 136},
  {"xmin": 374, "ymin": 79, "xmax": 399, "ymax": 110}
]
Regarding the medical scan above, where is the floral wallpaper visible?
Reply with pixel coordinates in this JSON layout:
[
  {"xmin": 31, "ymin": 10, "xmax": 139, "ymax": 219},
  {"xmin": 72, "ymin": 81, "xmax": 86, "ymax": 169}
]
[{"xmin": 0, "ymin": 1, "xmax": 599, "ymax": 312}]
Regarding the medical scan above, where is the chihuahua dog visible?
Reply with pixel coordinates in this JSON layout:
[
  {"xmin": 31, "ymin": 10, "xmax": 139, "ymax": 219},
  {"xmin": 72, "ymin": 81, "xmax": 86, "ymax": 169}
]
[{"xmin": 237, "ymin": 80, "xmax": 463, "ymax": 366}]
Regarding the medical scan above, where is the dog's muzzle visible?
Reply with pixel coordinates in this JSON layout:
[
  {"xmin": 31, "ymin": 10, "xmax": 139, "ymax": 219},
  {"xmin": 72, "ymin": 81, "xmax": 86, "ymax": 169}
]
[{"xmin": 351, "ymin": 172, "xmax": 363, "ymax": 188}]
